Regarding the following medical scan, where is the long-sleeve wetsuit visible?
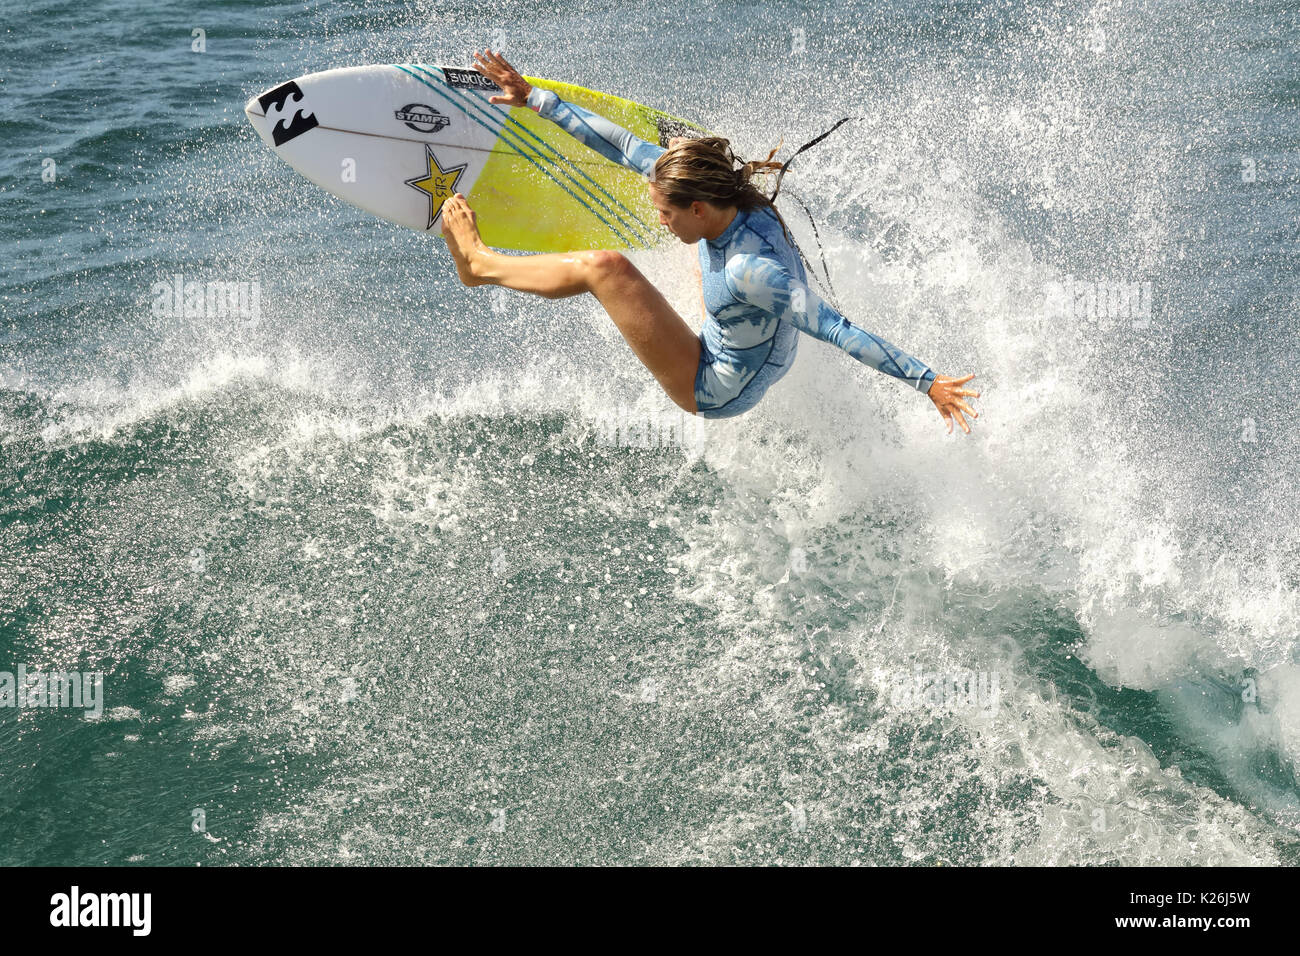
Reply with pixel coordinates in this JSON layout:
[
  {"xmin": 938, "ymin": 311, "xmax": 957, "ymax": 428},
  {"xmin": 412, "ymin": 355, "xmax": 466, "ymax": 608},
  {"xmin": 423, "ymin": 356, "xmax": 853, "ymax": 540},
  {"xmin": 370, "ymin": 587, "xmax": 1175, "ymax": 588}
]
[{"xmin": 525, "ymin": 86, "xmax": 937, "ymax": 418}]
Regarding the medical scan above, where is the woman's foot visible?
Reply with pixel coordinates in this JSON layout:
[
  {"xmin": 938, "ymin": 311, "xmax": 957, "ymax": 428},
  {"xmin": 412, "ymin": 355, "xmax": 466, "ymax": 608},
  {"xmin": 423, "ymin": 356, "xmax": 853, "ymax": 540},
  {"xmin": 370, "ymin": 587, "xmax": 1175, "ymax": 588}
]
[{"xmin": 440, "ymin": 193, "xmax": 491, "ymax": 287}]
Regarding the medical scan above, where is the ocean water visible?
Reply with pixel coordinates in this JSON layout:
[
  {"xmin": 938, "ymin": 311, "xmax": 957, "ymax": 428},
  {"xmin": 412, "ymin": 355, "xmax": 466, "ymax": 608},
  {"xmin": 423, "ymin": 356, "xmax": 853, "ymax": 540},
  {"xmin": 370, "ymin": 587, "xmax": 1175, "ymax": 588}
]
[{"xmin": 1, "ymin": 0, "xmax": 1298, "ymax": 865}]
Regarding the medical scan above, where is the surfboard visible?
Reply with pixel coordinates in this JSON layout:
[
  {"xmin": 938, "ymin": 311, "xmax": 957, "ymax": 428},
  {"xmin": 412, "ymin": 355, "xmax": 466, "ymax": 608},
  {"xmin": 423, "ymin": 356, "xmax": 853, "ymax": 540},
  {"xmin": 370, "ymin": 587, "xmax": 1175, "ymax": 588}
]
[{"xmin": 244, "ymin": 64, "xmax": 710, "ymax": 253}]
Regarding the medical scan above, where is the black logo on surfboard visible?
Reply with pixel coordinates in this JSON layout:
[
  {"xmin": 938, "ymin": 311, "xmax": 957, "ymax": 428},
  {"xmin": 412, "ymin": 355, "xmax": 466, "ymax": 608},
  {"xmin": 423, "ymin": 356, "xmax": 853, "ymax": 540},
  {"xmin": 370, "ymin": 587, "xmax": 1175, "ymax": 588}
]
[
  {"xmin": 394, "ymin": 104, "xmax": 450, "ymax": 133},
  {"xmin": 442, "ymin": 67, "xmax": 501, "ymax": 92},
  {"xmin": 258, "ymin": 80, "xmax": 319, "ymax": 146},
  {"xmin": 654, "ymin": 116, "xmax": 707, "ymax": 149}
]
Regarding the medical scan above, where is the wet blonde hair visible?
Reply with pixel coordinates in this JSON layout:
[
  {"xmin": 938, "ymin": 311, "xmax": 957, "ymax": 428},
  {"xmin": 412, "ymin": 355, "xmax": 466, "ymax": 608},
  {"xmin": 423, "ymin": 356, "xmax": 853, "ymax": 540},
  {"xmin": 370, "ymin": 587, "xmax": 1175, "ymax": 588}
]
[{"xmin": 650, "ymin": 137, "xmax": 794, "ymax": 246}]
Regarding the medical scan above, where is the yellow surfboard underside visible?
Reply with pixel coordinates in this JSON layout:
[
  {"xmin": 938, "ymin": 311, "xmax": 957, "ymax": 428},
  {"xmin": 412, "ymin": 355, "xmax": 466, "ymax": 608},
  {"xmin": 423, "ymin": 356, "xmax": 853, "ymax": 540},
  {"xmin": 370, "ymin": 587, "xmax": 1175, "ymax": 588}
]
[{"xmin": 464, "ymin": 76, "xmax": 711, "ymax": 253}]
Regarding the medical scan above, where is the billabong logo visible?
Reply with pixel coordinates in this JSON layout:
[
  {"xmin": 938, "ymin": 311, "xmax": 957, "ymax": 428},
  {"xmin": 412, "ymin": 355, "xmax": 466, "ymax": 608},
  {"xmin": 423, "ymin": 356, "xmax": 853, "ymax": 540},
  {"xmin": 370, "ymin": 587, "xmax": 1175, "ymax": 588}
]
[
  {"xmin": 395, "ymin": 103, "xmax": 450, "ymax": 133},
  {"xmin": 654, "ymin": 116, "xmax": 706, "ymax": 148},
  {"xmin": 442, "ymin": 67, "xmax": 501, "ymax": 92},
  {"xmin": 405, "ymin": 145, "xmax": 467, "ymax": 228},
  {"xmin": 258, "ymin": 80, "xmax": 319, "ymax": 147}
]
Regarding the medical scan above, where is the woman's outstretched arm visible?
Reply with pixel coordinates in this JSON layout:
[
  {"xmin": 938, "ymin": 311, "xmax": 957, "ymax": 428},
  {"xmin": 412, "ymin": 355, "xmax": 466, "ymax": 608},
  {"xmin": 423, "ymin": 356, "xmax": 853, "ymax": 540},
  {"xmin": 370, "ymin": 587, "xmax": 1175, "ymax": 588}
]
[
  {"xmin": 725, "ymin": 253, "xmax": 980, "ymax": 432},
  {"xmin": 725, "ymin": 253, "xmax": 935, "ymax": 390},
  {"xmin": 472, "ymin": 49, "xmax": 665, "ymax": 176}
]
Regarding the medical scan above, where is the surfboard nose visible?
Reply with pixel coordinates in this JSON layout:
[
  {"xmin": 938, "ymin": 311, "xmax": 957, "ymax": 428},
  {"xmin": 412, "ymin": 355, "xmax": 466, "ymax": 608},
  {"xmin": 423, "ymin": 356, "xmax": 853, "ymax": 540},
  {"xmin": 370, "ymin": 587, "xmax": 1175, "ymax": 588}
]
[{"xmin": 244, "ymin": 93, "xmax": 273, "ymax": 147}]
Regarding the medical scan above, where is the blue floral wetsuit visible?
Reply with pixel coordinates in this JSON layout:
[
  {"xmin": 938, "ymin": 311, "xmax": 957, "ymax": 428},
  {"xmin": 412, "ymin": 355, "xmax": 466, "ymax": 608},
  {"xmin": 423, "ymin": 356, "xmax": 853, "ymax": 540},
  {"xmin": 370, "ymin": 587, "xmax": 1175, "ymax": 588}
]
[{"xmin": 526, "ymin": 87, "xmax": 938, "ymax": 418}]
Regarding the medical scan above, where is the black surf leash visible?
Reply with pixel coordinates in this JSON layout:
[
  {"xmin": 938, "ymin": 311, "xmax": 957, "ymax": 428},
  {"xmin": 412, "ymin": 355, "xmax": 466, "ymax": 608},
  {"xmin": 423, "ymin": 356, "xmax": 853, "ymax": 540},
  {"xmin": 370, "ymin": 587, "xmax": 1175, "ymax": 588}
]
[
  {"xmin": 769, "ymin": 116, "xmax": 858, "ymax": 311},
  {"xmin": 773, "ymin": 116, "xmax": 856, "ymax": 193}
]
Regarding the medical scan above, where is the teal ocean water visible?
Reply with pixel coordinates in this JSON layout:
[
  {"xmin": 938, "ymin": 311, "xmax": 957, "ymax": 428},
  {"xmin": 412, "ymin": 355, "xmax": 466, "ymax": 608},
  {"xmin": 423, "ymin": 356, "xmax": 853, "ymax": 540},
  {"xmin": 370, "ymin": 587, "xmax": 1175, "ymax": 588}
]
[{"xmin": 2, "ymin": 0, "xmax": 1298, "ymax": 865}]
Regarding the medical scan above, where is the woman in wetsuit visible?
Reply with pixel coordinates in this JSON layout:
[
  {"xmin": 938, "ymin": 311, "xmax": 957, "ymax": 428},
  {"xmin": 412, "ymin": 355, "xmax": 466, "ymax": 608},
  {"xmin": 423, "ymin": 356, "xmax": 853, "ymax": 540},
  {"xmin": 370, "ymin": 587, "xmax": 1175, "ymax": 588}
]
[{"xmin": 439, "ymin": 49, "xmax": 980, "ymax": 433}]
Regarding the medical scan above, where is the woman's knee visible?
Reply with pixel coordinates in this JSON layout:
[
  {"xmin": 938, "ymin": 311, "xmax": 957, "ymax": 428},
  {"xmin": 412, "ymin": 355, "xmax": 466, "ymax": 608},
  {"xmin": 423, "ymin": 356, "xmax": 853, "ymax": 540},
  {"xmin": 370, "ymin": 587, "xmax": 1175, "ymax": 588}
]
[{"xmin": 583, "ymin": 249, "xmax": 635, "ymax": 284}]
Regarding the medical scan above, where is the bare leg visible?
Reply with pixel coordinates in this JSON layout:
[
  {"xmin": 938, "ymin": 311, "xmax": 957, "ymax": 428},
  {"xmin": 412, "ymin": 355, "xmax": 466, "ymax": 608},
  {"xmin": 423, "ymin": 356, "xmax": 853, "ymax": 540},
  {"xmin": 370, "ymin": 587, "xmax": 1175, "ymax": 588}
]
[{"xmin": 441, "ymin": 193, "xmax": 701, "ymax": 413}]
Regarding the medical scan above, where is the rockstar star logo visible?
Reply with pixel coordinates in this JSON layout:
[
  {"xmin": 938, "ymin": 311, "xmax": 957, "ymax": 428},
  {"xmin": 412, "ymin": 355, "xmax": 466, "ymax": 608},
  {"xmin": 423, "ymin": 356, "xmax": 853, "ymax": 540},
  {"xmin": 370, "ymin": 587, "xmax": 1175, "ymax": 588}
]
[{"xmin": 405, "ymin": 145, "xmax": 467, "ymax": 229}]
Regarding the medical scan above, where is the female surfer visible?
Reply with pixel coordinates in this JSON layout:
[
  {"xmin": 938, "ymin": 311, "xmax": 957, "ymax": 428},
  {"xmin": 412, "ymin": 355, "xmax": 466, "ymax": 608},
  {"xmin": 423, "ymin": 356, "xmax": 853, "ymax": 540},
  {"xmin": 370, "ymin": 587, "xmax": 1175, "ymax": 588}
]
[{"xmin": 439, "ymin": 49, "xmax": 980, "ymax": 433}]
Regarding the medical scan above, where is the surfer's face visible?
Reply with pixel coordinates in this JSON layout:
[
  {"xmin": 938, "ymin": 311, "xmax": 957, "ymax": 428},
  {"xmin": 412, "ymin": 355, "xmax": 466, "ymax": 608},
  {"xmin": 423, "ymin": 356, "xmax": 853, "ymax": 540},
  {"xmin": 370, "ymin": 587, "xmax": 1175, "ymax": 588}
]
[{"xmin": 648, "ymin": 184, "xmax": 701, "ymax": 243}]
